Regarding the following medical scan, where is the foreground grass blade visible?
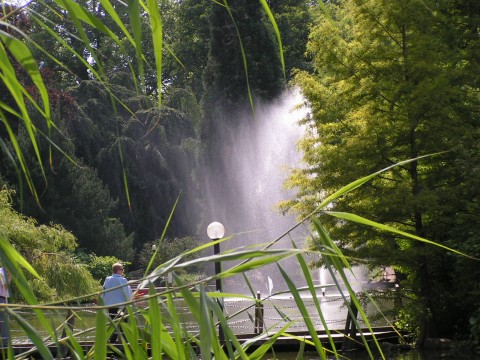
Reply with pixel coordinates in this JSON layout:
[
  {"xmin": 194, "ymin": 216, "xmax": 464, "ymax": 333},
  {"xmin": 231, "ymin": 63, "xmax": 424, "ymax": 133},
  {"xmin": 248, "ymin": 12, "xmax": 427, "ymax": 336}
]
[
  {"xmin": 316, "ymin": 154, "xmax": 442, "ymax": 211},
  {"xmin": 127, "ymin": 0, "xmax": 144, "ymax": 90},
  {"xmin": 293, "ymin": 240, "xmax": 339, "ymax": 356},
  {"xmin": 222, "ymin": 0, "xmax": 254, "ymax": 113},
  {"xmin": 326, "ymin": 211, "xmax": 478, "ymax": 259},
  {"xmin": 0, "ymin": 237, "xmax": 62, "ymax": 344},
  {"xmin": 0, "ymin": 236, "xmax": 39, "ymax": 280},
  {"xmin": 148, "ymin": 284, "xmax": 163, "ymax": 360},
  {"xmin": 9, "ymin": 309, "xmax": 53, "ymax": 360},
  {"xmin": 198, "ymin": 285, "xmax": 214, "ymax": 360},
  {"xmin": 313, "ymin": 219, "xmax": 380, "ymax": 359},
  {"xmin": 206, "ymin": 296, "xmax": 237, "ymax": 360},
  {"xmin": 146, "ymin": 0, "xmax": 163, "ymax": 107},
  {"xmin": 180, "ymin": 249, "xmax": 301, "ymax": 272},
  {"xmin": 146, "ymin": 195, "xmax": 180, "ymax": 275},
  {"xmin": 296, "ymin": 339, "xmax": 305, "ymax": 360},
  {"xmin": 259, "ymin": 0, "xmax": 285, "ymax": 79},
  {"xmin": 278, "ymin": 264, "xmax": 327, "ymax": 360},
  {"xmin": 142, "ymin": 288, "xmax": 179, "ymax": 359},
  {"xmin": 0, "ymin": 66, "xmax": 41, "ymax": 201},
  {"xmin": 93, "ymin": 308, "xmax": 107, "ymax": 360},
  {"xmin": 61, "ymin": 323, "xmax": 85, "ymax": 360},
  {"xmin": 165, "ymin": 290, "xmax": 186, "ymax": 360},
  {"xmin": 122, "ymin": 306, "xmax": 143, "ymax": 360},
  {"xmin": 247, "ymin": 322, "xmax": 294, "ymax": 360}
]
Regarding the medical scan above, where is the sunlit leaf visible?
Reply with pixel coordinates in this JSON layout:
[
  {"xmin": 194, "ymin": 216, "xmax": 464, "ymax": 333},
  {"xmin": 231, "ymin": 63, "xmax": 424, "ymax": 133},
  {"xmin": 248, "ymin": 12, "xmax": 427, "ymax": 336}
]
[{"xmin": 325, "ymin": 211, "xmax": 478, "ymax": 259}]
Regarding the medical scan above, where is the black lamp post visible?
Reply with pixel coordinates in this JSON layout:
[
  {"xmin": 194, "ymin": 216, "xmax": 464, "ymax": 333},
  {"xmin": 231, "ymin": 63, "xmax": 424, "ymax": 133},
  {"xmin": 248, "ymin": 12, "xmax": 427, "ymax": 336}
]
[
  {"xmin": 207, "ymin": 221, "xmax": 225, "ymax": 293},
  {"xmin": 207, "ymin": 221, "xmax": 225, "ymax": 342}
]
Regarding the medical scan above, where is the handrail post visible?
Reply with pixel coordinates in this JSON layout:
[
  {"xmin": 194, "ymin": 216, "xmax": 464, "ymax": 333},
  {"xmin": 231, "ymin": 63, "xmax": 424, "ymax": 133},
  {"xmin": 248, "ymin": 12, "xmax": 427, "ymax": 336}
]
[
  {"xmin": 254, "ymin": 291, "xmax": 264, "ymax": 334},
  {"xmin": 342, "ymin": 299, "xmax": 359, "ymax": 351},
  {"xmin": 59, "ymin": 308, "xmax": 76, "ymax": 358}
]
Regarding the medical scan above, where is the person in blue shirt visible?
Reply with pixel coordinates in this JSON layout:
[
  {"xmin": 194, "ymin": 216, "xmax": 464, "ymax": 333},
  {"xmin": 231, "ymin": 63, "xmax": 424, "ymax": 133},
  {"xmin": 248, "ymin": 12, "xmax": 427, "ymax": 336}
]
[{"xmin": 102, "ymin": 263, "xmax": 132, "ymax": 343}]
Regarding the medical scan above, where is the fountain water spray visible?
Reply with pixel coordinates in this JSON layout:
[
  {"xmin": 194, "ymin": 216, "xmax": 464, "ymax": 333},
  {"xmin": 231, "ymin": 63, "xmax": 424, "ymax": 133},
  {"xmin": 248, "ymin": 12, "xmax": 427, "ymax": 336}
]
[{"xmin": 202, "ymin": 89, "xmax": 310, "ymax": 291}]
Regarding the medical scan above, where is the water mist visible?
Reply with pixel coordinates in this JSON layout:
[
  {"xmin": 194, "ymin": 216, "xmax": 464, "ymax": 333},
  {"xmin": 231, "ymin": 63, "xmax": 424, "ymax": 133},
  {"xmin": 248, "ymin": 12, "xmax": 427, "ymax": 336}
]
[{"xmin": 202, "ymin": 89, "xmax": 311, "ymax": 292}]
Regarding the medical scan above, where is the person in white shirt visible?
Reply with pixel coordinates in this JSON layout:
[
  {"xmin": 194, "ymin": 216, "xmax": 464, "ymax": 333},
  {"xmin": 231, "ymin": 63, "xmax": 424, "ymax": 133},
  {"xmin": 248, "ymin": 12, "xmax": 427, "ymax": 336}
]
[{"xmin": 0, "ymin": 267, "xmax": 11, "ymax": 348}]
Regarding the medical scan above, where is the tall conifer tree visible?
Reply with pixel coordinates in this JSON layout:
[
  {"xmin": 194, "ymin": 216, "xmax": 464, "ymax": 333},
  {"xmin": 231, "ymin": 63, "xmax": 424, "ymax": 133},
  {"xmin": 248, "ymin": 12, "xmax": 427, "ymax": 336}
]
[{"xmin": 199, "ymin": 0, "xmax": 286, "ymax": 227}]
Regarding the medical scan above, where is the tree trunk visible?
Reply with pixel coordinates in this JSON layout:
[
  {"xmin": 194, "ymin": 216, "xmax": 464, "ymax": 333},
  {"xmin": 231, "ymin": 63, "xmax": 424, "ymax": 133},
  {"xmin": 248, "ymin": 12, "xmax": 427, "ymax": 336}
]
[
  {"xmin": 410, "ymin": 146, "xmax": 437, "ymax": 345},
  {"xmin": 403, "ymin": 20, "xmax": 438, "ymax": 343}
]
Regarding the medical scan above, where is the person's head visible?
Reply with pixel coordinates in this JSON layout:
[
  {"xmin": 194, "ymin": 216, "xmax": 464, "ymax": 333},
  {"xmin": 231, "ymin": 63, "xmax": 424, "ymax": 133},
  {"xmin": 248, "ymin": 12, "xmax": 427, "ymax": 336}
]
[{"xmin": 112, "ymin": 263, "xmax": 124, "ymax": 275}]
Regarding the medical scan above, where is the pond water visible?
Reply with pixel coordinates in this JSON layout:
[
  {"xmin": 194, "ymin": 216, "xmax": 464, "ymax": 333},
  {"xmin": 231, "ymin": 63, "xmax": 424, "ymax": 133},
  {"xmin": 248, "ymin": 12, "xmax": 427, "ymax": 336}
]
[{"xmin": 263, "ymin": 348, "xmax": 475, "ymax": 359}]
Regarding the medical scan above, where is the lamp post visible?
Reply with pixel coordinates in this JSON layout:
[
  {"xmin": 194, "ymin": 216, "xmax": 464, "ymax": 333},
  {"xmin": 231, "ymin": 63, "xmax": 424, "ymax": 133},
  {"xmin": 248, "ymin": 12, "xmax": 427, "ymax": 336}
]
[
  {"xmin": 207, "ymin": 222, "xmax": 225, "ymax": 293},
  {"xmin": 207, "ymin": 221, "xmax": 225, "ymax": 343}
]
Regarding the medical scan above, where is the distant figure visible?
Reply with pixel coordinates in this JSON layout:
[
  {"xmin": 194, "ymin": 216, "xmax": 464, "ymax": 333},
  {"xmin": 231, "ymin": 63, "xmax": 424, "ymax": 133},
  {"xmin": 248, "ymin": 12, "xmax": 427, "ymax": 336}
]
[
  {"xmin": 102, "ymin": 263, "xmax": 132, "ymax": 343},
  {"xmin": 0, "ymin": 267, "xmax": 11, "ymax": 348}
]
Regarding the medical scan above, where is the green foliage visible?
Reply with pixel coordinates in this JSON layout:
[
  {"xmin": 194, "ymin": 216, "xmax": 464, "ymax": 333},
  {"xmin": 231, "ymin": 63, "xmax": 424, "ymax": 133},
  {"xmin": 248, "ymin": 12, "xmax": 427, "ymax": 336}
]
[
  {"xmin": 67, "ymin": 80, "xmax": 201, "ymax": 245},
  {"xmin": 268, "ymin": 0, "xmax": 313, "ymax": 78},
  {"xmin": 76, "ymin": 253, "xmax": 127, "ymax": 283},
  {"xmin": 7, "ymin": 117, "xmax": 135, "ymax": 261},
  {"xmin": 0, "ymin": 0, "xmax": 310, "ymax": 266},
  {"xmin": 137, "ymin": 237, "xmax": 203, "ymax": 279},
  {"xmin": 33, "ymin": 253, "xmax": 100, "ymax": 302},
  {"xmin": 470, "ymin": 308, "xmax": 480, "ymax": 345},
  {"xmin": 0, "ymin": 189, "xmax": 99, "ymax": 302},
  {"xmin": 283, "ymin": 0, "xmax": 480, "ymax": 341},
  {"xmin": 202, "ymin": 0, "xmax": 285, "ymax": 111}
]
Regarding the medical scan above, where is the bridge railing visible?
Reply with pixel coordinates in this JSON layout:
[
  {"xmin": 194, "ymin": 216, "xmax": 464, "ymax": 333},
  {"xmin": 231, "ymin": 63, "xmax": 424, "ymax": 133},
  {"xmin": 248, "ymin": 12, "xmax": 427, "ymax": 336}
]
[{"xmin": 8, "ymin": 288, "xmax": 394, "ymax": 345}]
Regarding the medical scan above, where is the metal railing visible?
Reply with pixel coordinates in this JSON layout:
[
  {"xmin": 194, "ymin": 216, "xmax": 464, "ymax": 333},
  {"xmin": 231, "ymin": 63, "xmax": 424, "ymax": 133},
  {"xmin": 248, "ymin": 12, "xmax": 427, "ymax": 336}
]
[{"xmin": 7, "ymin": 289, "xmax": 394, "ymax": 344}]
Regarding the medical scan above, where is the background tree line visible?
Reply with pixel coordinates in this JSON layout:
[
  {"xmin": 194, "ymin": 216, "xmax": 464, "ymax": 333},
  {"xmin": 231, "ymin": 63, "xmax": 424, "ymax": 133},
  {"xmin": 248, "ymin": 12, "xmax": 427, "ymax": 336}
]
[
  {"xmin": 0, "ymin": 0, "xmax": 311, "ymax": 260},
  {"xmin": 1, "ymin": 0, "xmax": 479, "ymax": 345}
]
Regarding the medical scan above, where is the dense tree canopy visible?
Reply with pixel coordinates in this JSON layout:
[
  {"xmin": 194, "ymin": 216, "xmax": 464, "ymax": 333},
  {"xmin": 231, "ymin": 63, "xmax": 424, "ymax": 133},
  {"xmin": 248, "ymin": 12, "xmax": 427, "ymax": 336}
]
[
  {"xmin": 282, "ymin": 0, "xmax": 480, "ymax": 341},
  {"xmin": 0, "ymin": 0, "xmax": 310, "ymax": 270}
]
